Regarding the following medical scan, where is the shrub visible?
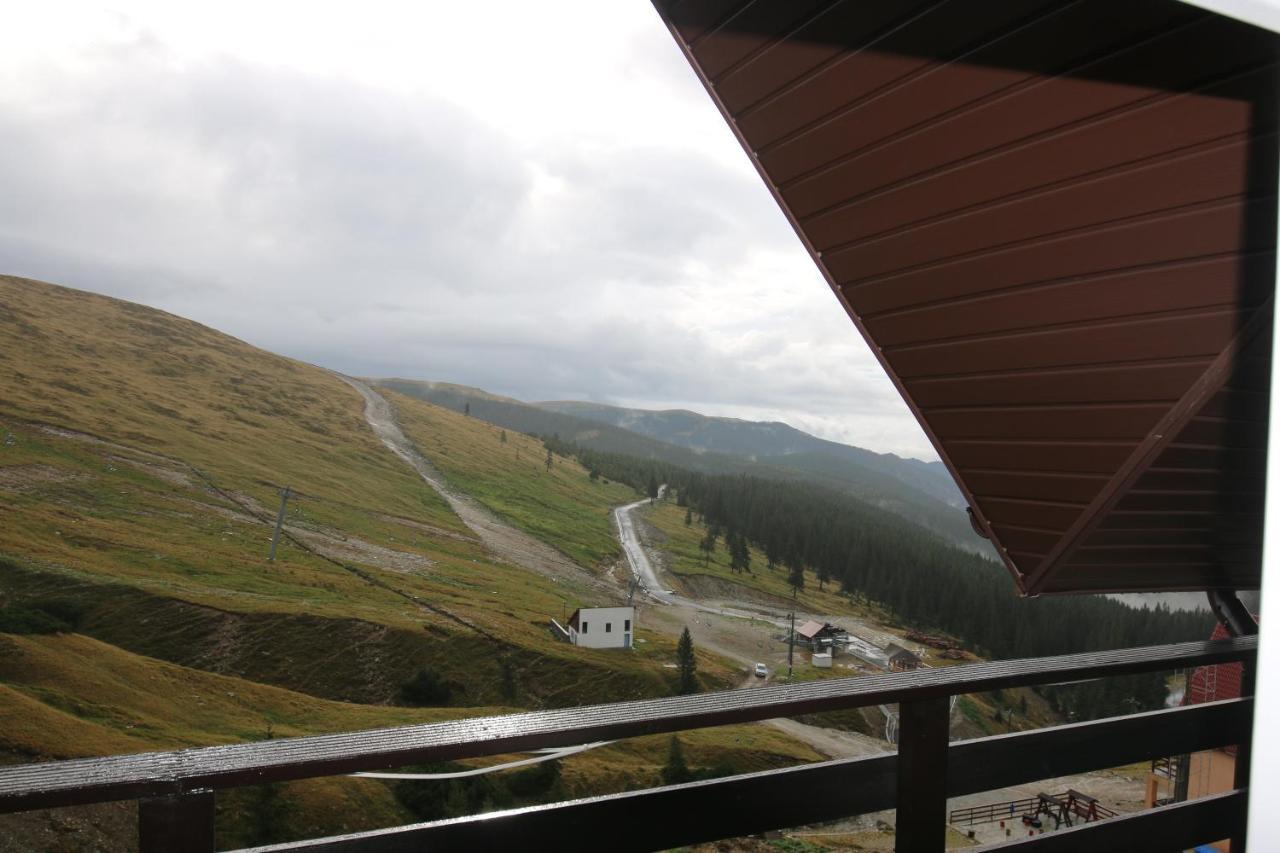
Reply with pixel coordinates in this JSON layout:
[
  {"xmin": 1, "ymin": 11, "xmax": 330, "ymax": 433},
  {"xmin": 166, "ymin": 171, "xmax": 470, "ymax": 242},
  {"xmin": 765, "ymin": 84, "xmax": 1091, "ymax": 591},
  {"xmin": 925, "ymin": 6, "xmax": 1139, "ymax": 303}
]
[
  {"xmin": 399, "ymin": 667, "xmax": 452, "ymax": 706},
  {"xmin": 0, "ymin": 605, "xmax": 71, "ymax": 635}
]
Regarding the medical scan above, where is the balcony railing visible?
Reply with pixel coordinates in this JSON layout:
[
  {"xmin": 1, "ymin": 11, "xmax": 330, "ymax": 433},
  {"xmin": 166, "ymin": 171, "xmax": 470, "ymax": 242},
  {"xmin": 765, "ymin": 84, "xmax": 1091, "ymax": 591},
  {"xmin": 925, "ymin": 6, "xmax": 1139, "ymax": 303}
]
[{"xmin": 0, "ymin": 636, "xmax": 1257, "ymax": 852}]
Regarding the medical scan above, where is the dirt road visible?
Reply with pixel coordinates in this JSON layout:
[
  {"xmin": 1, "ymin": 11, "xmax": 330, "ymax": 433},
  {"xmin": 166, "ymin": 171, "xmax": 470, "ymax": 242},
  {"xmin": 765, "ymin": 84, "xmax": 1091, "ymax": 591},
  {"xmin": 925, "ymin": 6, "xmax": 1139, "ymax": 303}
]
[
  {"xmin": 340, "ymin": 376, "xmax": 615, "ymax": 597},
  {"xmin": 614, "ymin": 492, "xmax": 675, "ymax": 601}
]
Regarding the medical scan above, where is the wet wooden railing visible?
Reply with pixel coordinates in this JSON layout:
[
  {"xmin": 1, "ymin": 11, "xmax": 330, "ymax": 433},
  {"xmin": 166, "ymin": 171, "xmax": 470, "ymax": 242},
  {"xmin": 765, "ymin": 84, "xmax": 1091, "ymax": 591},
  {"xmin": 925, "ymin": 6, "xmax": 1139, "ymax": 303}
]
[{"xmin": 0, "ymin": 637, "xmax": 1257, "ymax": 852}]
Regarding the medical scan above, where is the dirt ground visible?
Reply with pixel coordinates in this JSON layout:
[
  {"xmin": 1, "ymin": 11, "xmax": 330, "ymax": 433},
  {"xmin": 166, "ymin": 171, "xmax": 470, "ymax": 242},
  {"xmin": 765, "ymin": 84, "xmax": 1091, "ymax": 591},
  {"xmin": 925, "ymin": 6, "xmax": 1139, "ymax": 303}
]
[{"xmin": 342, "ymin": 376, "xmax": 619, "ymax": 599}]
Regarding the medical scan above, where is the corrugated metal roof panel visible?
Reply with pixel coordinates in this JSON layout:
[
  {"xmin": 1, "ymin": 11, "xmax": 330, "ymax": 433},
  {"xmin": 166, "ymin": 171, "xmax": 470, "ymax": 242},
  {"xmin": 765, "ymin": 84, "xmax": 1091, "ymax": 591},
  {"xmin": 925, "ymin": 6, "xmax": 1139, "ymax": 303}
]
[{"xmin": 654, "ymin": 0, "xmax": 1277, "ymax": 595}]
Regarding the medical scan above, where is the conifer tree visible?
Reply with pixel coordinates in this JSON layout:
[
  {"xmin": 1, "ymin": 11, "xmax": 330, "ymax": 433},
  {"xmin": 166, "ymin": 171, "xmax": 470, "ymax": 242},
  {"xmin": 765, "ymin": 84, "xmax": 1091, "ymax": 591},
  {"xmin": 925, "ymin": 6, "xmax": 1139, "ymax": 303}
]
[
  {"xmin": 765, "ymin": 538, "xmax": 779, "ymax": 572},
  {"xmin": 816, "ymin": 562, "xmax": 831, "ymax": 591},
  {"xmin": 676, "ymin": 627, "xmax": 698, "ymax": 695},
  {"xmin": 787, "ymin": 560, "xmax": 805, "ymax": 598},
  {"xmin": 661, "ymin": 736, "xmax": 692, "ymax": 784},
  {"xmin": 729, "ymin": 530, "xmax": 750, "ymax": 575},
  {"xmin": 684, "ymin": 507, "xmax": 693, "ymax": 526},
  {"xmin": 698, "ymin": 531, "xmax": 715, "ymax": 566}
]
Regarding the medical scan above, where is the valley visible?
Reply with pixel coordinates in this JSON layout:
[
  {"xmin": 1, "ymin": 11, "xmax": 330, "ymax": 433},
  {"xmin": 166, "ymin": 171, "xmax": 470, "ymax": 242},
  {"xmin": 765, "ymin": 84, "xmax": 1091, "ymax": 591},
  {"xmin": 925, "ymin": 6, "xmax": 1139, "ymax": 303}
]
[{"xmin": 0, "ymin": 275, "xmax": 1212, "ymax": 850}]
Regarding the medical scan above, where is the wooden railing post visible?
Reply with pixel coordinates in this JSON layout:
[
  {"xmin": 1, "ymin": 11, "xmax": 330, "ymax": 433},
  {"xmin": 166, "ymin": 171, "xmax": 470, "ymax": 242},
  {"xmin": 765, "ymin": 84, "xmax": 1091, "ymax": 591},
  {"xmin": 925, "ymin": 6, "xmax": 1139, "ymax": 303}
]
[
  {"xmin": 895, "ymin": 696, "xmax": 950, "ymax": 852},
  {"xmin": 139, "ymin": 790, "xmax": 215, "ymax": 853},
  {"xmin": 1231, "ymin": 658, "xmax": 1257, "ymax": 851}
]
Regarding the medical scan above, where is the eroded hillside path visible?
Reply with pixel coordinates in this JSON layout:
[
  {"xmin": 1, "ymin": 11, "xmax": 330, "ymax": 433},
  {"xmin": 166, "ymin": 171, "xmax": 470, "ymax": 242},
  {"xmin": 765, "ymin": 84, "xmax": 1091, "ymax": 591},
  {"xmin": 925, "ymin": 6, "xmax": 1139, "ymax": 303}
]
[{"xmin": 341, "ymin": 376, "xmax": 614, "ymax": 597}]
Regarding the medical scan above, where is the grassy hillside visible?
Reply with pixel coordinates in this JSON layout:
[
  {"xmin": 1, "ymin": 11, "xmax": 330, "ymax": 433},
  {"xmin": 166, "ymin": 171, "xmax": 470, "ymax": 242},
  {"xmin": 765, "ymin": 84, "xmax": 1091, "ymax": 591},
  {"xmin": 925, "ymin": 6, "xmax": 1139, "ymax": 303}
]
[
  {"xmin": 0, "ymin": 276, "xmax": 733, "ymax": 705},
  {"xmin": 1, "ymin": 276, "xmax": 468, "ymax": 541},
  {"xmin": 383, "ymin": 389, "xmax": 636, "ymax": 569},
  {"xmin": 0, "ymin": 631, "xmax": 819, "ymax": 848},
  {"xmin": 0, "ymin": 632, "xmax": 488, "ymax": 758},
  {"xmin": 0, "ymin": 276, "xmax": 831, "ymax": 845},
  {"xmin": 0, "ymin": 631, "xmax": 483, "ymax": 845}
]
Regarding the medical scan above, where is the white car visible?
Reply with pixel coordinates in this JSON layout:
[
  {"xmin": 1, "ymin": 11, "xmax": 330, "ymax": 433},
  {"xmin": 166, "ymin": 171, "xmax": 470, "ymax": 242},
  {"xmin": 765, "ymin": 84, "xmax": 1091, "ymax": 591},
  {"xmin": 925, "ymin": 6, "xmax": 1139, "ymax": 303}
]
[{"xmin": 753, "ymin": 662, "xmax": 768, "ymax": 678}]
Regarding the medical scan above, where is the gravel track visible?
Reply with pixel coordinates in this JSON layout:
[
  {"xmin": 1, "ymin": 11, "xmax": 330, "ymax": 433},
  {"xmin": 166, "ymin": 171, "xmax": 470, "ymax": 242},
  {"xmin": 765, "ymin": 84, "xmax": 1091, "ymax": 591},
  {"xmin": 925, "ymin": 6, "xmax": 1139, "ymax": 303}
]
[{"xmin": 340, "ymin": 376, "xmax": 616, "ymax": 598}]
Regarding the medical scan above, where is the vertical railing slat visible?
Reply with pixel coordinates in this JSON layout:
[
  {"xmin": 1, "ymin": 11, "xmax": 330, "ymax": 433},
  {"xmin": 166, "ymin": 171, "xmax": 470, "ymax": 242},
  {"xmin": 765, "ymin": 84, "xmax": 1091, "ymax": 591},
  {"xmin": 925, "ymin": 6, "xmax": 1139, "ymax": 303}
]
[
  {"xmin": 139, "ymin": 790, "xmax": 215, "ymax": 853},
  {"xmin": 1232, "ymin": 658, "xmax": 1257, "ymax": 851}
]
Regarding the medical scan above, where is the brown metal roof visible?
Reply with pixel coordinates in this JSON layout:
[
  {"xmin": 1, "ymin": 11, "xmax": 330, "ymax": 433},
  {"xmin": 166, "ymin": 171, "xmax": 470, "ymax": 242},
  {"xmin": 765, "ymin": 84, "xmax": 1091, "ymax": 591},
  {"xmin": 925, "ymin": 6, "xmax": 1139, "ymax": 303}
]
[
  {"xmin": 653, "ymin": 0, "xmax": 1277, "ymax": 595},
  {"xmin": 796, "ymin": 619, "xmax": 826, "ymax": 639}
]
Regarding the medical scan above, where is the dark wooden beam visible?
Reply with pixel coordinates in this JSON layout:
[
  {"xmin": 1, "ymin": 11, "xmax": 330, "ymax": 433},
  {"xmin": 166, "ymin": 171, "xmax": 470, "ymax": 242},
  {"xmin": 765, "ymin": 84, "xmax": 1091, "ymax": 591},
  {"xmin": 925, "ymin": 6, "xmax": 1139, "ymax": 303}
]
[
  {"xmin": 949, "ymin": 697, "xmax": 1252, "ymax": 796},
  {"xmin": 139, "ymin": 790, "xmax": 214, "ymax": 853},
  {"xmin": 237, "ymin": 753, "xmax": 899, "ymax": 853},
  {"xmin": 227, "ymin": 700, "xmax": 1249, "ymax": 853}
]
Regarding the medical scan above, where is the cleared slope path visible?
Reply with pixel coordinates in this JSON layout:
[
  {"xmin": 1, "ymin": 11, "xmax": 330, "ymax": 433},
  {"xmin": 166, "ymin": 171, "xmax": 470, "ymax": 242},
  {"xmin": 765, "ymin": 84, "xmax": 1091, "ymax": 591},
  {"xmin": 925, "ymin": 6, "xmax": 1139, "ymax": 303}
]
[{"xmin": 341, "ymin": 376, "xmax": 612, "ymax": 596}]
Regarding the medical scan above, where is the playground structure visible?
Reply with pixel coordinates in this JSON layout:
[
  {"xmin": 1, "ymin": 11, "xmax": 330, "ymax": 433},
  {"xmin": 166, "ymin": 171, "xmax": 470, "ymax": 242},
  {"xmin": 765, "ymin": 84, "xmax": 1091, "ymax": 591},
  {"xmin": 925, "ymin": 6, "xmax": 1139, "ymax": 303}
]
[{"xmin": 950, "ymin": 789, "xmax": 1118, "ymax": 832}]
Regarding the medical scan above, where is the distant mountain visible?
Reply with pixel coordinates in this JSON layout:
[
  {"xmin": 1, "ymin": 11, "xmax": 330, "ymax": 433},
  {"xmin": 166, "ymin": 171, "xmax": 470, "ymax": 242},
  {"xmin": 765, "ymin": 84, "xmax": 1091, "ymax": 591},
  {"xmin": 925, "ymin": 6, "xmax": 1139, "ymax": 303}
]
[
  {"xmin": 377, "ymin": 380, "xmax": 988, "ymax": 554},
  {"xmin": 536, "ymin": 400, "xmax": 964, "ymax": 508},
  {"xmin": 374, "ymin": 380, "xmax": 735, "ymax": 468}
]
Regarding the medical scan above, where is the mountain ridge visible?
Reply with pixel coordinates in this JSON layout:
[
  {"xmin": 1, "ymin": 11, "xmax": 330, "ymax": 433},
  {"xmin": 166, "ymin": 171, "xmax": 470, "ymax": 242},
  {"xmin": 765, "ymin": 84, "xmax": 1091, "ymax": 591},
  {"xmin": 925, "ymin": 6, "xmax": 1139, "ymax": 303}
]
[
  {"xmin": 374, "ymin": 378, "xmax": 987, "ymax": 553},
  {"xmin": 535, "ymin": 399, "xmax": 962, "ymax": 507}
]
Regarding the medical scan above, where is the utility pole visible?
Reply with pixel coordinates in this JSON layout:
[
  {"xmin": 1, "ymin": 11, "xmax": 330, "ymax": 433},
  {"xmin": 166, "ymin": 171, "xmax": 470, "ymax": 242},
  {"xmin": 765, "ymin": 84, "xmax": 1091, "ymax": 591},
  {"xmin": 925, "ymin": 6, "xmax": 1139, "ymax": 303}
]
[
  {"xmin": 787, "ymin": 610, "xmax": 796, "ymax": 678},
  {"xmin": 268, "ymin": 486, "xmax": 292, "ymax": 561}
]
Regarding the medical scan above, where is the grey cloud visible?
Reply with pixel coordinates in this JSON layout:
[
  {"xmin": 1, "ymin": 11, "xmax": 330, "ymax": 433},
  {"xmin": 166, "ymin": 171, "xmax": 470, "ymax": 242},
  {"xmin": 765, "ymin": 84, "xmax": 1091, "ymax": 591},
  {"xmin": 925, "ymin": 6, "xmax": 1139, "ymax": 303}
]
[{"xmin": 0, "ymin": 32, "xmax": 935, "ymax": 459}]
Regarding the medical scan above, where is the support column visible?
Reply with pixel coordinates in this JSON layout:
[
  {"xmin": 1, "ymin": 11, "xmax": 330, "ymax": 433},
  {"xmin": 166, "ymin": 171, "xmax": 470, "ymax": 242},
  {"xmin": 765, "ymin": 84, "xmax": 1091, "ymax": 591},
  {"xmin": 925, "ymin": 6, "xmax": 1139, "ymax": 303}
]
[{"xmin": 895, "ymin": 696, "xmax": 950, "ymax": 852}]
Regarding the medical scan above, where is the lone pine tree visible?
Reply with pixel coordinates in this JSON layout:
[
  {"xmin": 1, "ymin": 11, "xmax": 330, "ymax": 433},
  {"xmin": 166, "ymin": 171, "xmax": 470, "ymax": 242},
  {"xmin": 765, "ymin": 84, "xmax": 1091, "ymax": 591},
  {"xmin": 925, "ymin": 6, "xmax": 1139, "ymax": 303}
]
[
  {"xmin": 787, "ymin": 559, "xmax": 805, "ymax": 597},
  {"xmin": 661, "ymin": 736, "xmax": 692, "ymax": 785},
  {"xmin": 676, "ymin": 627, "xmax": 698, "ymax": 695}
]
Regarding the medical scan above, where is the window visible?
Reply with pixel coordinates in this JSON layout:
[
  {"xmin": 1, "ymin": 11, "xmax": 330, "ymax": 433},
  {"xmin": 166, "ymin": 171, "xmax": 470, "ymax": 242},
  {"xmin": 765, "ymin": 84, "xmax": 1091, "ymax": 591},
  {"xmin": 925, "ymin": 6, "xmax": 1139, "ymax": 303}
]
[
  {"xmin": 624, "ymin": 619, "xmax": 631, "ymax": 631},
  {"xmin": 605, "ymin": 622, "xmax": 612, "ymax": 633},
  {"xmin": 581, "ymin": 622, "xmax": 588, "ymax": 634}
]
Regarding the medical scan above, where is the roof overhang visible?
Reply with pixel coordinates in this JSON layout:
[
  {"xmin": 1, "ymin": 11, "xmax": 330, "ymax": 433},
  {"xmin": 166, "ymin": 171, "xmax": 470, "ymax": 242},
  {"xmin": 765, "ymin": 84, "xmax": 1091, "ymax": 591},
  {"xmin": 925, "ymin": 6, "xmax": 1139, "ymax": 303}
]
[{"xmin": 653, "ymin": 0, "xmax": 1279, "ymax": 596}]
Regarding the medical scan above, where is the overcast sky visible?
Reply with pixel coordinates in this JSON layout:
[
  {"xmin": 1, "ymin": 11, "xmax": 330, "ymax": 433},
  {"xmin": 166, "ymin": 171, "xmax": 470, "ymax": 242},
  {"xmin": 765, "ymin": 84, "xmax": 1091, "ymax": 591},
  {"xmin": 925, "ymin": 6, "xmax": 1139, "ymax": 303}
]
[{"xmin": 0, "ymin": 1, "xmax": 937, "ymax": 460}]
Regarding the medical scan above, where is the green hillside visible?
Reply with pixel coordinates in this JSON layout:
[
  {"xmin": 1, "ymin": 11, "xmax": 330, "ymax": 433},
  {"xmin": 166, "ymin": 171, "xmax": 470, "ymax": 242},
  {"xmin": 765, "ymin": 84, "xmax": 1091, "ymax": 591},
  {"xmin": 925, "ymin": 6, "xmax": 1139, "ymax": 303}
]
[{"xmin": 0, "ymin": 275, "xmax": 723, "ymax": 705}]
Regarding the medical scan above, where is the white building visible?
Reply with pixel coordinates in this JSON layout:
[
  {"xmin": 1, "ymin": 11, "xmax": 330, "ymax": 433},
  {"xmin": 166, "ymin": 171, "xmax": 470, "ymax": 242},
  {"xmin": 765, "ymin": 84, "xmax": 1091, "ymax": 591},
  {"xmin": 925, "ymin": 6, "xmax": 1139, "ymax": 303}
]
[{"xmin": 566, "ymin": 606, "xmax": 634, "ymax": 649}]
